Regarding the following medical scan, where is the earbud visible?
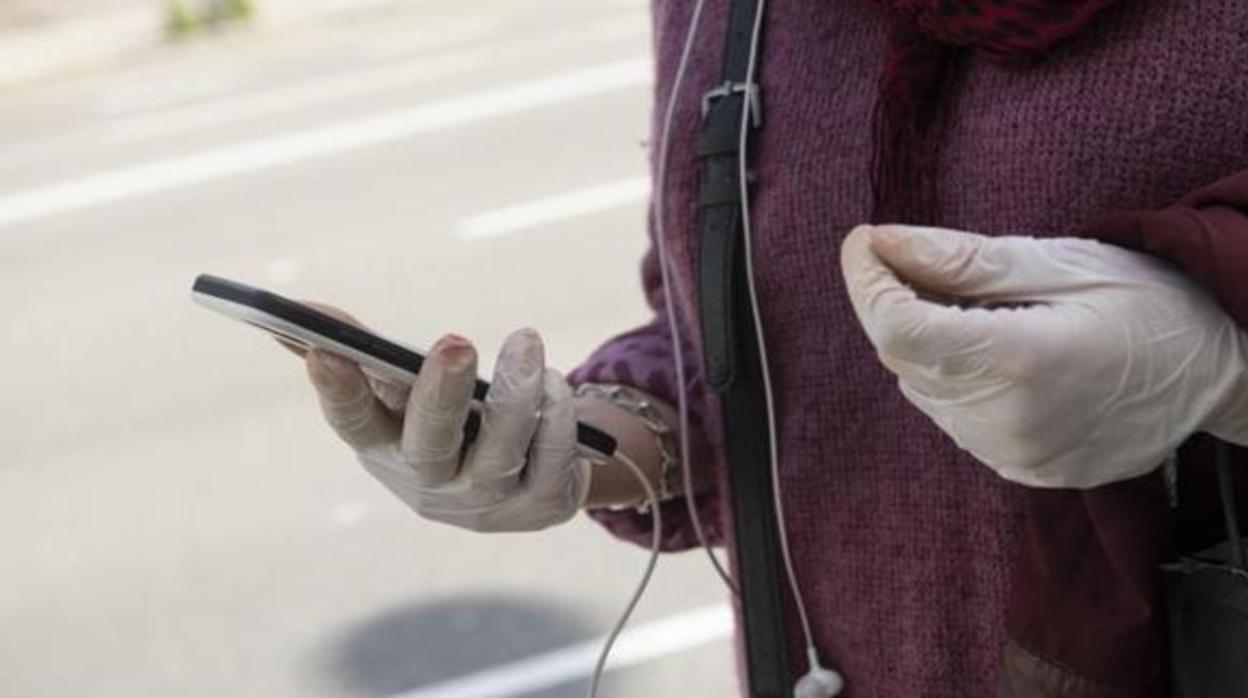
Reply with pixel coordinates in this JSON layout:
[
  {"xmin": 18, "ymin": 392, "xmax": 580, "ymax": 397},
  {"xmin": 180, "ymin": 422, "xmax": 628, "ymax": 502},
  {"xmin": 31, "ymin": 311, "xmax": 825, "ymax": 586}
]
[{"xmin": 793, "ymin": 650, "xmax": 843, "ymax": 698}]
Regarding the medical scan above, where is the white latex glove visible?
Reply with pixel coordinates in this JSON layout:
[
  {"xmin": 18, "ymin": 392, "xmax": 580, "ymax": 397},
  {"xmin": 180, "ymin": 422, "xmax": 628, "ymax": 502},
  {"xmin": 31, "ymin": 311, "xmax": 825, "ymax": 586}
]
[
  {"xmin": 840, "ymin": 224, "xmax": 1248, "ymax": 488},
  {"xmin": 304, "ymin": 314, "xmax": 590, "ymax": 532}
]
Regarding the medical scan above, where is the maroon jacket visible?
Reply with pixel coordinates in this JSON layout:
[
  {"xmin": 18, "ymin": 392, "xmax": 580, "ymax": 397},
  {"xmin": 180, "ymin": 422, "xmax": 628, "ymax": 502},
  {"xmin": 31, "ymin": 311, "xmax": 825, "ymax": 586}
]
[{"xmin": 567, "ymin": 1, "xmax": 1248, "ymax": 695}]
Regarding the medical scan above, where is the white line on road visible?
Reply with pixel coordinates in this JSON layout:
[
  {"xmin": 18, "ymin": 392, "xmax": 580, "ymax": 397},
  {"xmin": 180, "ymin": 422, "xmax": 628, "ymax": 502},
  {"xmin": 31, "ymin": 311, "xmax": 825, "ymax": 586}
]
[
  {"xmin": 97, "ymin": 71, "xmax": 247, "ymax": 117},
  {"xmin": 458, "ymin": 176, "xmax": 650, "ymax": 240},
  {"xmin": 387, "ymin": 604, "xmax": 733, "ymax": 698},
  {"xmin": 103, "ymin": 52, "xmax": 477, "ymax": 143},
  {"xmin": 0, "ymin": 59, "xmax": 650, "ymax": 232},
  {"xmin": 104, "ymin": 18, "xmax": 648, "ymax": 143},
  {"xmin": 95, "ymin": 15, "xmax": 506, "ymax": 116},
  {"xmin": 352, "ymin": 16, "xmax": 508, "ymax": 63}
]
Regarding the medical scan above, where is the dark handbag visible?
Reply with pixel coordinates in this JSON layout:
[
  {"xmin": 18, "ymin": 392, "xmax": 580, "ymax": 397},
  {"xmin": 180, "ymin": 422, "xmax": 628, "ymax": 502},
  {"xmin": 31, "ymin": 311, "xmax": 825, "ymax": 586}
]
[{"xmin": 1163, "ymin": 442, "xmax": 1248, "ymax": 697}]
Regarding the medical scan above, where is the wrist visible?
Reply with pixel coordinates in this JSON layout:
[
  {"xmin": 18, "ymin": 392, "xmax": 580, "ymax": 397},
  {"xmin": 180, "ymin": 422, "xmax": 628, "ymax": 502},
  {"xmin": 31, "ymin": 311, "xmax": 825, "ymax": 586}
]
[
  {"xmin": 573, "ymin": 384, "xmax": 713, "ymax": 509},
  {"xmin": 575, "ymin": 388, "xmax": 668, "ymax": 509}
]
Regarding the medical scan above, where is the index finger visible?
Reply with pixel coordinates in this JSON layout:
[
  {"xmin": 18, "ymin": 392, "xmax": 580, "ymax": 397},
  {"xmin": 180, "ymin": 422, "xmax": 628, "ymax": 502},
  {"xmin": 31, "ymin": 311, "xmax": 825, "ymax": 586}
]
[{"xmin": 841, "ymin": 225, "xmax": 1004, "ymax": 374}]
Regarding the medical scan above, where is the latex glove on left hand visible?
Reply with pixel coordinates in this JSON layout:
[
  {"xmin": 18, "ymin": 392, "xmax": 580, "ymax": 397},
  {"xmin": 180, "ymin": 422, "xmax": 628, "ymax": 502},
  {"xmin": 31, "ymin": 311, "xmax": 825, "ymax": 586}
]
[
  {"xmin": 841, "ymin": 224, "xmax": 1248, "ymax": 488},
  {"xmin": 305, "ymin": 318, "xmax": 590, "ymax": 532}
]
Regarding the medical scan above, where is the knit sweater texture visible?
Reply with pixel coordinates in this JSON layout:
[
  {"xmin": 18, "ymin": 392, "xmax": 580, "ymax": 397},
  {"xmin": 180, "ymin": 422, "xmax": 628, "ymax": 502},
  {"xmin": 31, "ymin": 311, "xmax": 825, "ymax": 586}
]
[{"xmin": 566, "ymin": 1, "xmax": 1248, "ymax": 695}]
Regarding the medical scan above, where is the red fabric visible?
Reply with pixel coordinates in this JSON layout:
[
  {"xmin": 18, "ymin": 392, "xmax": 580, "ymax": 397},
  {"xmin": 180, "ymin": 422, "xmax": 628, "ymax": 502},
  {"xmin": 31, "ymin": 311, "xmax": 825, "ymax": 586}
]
[
  {"xmin": 1002, "ymin": 170, "xmax": 1248, "ymax": 694},
  {"xmin": 1084, "ymin": 170, "xmax": 1248, "ymax": 328},
  {"xmin": 865, "ymin": 0, "xmax": 1121, "ymax": 55},
  {"xmin": 862, "ymin": 0, "xmax": 1120, "ymax": 221},
  {"xmin": 1006, "ymin": 473, "xmax": 1173, "ymax": 695}
]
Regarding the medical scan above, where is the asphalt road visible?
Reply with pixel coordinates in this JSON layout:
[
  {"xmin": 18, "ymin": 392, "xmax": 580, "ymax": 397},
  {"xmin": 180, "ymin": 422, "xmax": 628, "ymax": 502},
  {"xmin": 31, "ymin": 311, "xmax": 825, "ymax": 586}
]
[{"xmin": 0, "ymin": 1, "xmax": 737, "ymax": 695}]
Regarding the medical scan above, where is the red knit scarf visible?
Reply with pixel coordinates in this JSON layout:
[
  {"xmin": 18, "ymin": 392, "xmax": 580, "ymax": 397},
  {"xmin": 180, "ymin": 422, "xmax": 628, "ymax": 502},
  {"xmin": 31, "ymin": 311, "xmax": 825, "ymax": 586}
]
[{"xmin": 863, "ymin": 0, "xmax": 1120, "ymax": 222}]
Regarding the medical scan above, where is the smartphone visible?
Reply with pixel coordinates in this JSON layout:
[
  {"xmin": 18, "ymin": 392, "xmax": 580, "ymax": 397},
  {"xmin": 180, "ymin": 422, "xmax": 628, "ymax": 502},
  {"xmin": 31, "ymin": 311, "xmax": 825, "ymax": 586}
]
[{"xmin": 191, "ymin": 274, "xmax": 617, "ymax": 457}]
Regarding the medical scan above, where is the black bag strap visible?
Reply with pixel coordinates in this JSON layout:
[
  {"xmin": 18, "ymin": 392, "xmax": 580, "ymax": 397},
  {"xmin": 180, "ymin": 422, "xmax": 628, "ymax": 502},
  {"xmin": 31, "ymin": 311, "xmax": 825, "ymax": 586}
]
[
  {"xmin": 697, "ymin": 0, "xmax": 764, "ymax": 392},
  {"xmin": 1214, "ymin": 443, "xmax": 1245, "ymax": 569},
  {"xmin": 694, "ymin": 1, "xmax": 794, "ymax": 695}
]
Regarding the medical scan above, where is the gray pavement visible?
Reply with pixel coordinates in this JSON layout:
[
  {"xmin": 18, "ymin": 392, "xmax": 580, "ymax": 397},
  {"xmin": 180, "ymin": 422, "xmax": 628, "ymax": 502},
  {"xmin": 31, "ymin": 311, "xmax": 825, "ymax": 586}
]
[{"xmin": 0, "ymin": 2, "xmax": 737, "ymax": 696}]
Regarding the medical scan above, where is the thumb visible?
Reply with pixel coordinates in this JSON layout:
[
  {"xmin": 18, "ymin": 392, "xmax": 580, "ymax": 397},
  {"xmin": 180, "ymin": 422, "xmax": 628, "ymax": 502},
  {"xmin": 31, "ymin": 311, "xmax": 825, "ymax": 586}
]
[
  {"xmin": 869, "ymin": 225, "xmax": 1052, "ymax": 302},
  {"xmin": 307, "ymin": 349, "xmax": 399, "ymax": 452}
]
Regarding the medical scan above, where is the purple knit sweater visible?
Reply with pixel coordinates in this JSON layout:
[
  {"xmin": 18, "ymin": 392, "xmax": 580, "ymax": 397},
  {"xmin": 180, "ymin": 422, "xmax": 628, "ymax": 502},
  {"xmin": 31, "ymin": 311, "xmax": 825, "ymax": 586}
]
[{"xmin": 567, "ymin": 1, "xmax": 1248, "ymax": 695}]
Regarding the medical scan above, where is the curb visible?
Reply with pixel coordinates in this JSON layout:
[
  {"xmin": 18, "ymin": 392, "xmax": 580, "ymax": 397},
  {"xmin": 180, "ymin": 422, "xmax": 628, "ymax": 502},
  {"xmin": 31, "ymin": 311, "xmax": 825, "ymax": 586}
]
[
  {"xmin": 0, "ymin": 9, "xmax": 162, "ymax": 92},
  {"xmin": 0, "ymin": 0, "xmax": 413, "ymax": 93}
]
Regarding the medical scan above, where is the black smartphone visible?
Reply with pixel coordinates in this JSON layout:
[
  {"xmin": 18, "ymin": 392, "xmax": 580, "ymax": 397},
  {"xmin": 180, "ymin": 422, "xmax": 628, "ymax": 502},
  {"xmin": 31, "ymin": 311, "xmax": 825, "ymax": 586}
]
[{"xmin": 191, "ymin": 274, "xmax": 617, "ymax": 457}]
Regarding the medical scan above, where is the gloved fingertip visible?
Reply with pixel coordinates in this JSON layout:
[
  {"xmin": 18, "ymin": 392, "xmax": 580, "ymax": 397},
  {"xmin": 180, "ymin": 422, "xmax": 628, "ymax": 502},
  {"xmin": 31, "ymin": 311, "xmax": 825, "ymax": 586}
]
[
  {"xmin": 869, "ymin": 226, "xmax": 959, "ymax": 283},
  {"xmin": 511, "ymin": 326, "xmax": 542, "ymax": 346},
  {"xmin": 870, "ymin": 225, "xmax": 902, "ymax": 249},
  {"xmin": 520, "ymin": 326, "xmax": 542, "ymax": 346},
  {"xmin": 869, "ymin": 226, "xmax": 922, "ymax": 269},
  {"xmin": 502, "ymin": 327, "xmax": 545, "ymax": 377},
  {"xmin": 433, "ymin": 333, "xmax": 476, "ymax": 373},
  {"xmin": 434, "ymin": 332, "xmax": 470, "ymax": 349}
]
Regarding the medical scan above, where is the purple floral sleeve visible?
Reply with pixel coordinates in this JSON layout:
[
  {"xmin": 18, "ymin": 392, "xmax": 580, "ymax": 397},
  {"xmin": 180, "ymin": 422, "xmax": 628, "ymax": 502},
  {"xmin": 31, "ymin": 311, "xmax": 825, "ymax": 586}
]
[{"xmin": 566, "ymin": 236, "xmax": 725, "ymax": 552}]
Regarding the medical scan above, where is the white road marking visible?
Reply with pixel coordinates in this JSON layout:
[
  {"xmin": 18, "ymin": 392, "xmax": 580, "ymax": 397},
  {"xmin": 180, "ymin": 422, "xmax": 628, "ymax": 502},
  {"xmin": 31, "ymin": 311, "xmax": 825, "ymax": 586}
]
[
  {"xmin": 0, "ymin": 59, "xmax": 650, "ymax": 232},
  {"xmin": 104, "ymin": 18, "xmax": 647, "ymax": 144},
  {"xmin": 340, "ymin": 15, "xmax": 505, "ymax": 62},
  {"xmin": 386, "ymin": 604, "xmax": 733, "ymax": 698},
  {"xmin": 103, "ymin": 52, "xmax": 476, "ymax": 142},
  {"xmin": 96, "ymin": 70, "xmax": 250, "ymax": 117},
  {"xmin": 458, "ymin": 176, "xmax": 649, "ymax": 240},
  {"xmin": 95, "ymin": 17, "xmax": 502, "ymax": 116}
]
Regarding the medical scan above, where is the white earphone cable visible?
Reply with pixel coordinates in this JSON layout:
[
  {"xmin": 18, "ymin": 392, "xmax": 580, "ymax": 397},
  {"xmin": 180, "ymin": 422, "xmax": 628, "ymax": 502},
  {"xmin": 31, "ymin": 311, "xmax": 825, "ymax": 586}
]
[
  {"xmin": 652, "ymin": 0, "xmax": 739, "ymax": 595},
  {"xmin": 734, "ymin": 0, "xmax": 822, "ymax": 666},
  {"xmin": 587, "ymin": 449, "xmax": 661, "ymax": 698},
  {"xmin": 653, "ymin": 0, "xmax": 841, "ymax": 693}
]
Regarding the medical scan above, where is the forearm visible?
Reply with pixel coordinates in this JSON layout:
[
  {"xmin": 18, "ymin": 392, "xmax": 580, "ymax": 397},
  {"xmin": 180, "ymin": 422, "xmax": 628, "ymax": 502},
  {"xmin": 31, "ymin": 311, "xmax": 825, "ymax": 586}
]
[{"xmin": 576, "ymin": 387, "xmax": 715, "ymax": 508}]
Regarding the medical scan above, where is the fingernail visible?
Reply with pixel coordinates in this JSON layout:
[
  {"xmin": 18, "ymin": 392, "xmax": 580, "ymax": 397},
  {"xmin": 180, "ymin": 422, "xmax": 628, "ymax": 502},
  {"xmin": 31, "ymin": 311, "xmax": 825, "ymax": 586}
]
[{"xmin": 434, "ymin": 333, "xmax": 474, "ymax": 371}]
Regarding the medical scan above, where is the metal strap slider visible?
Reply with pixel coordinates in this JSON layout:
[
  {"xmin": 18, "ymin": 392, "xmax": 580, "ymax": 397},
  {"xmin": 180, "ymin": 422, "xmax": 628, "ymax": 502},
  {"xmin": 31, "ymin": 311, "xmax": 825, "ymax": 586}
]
[{"xmin": 700, "ymin": 80, "xmax": 763, "ymax": 128}]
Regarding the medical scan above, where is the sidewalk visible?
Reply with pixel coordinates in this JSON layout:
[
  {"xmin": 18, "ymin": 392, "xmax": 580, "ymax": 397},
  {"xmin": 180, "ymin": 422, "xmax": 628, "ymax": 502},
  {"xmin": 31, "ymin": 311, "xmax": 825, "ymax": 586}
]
[
  {"xmin": 0, "ymin": 0, "xmax": 419, "ymax": 92},
  {"xmin": 0, "ymin": 1, "xmax": 159, "ymax": 91}
]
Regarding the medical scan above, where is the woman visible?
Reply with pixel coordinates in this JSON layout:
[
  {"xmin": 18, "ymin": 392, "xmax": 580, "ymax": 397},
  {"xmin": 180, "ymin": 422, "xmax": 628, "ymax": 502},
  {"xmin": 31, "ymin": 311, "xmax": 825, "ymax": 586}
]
[{"xmin": 298, "ymin": 1, "xmax": 1248, "ymax": 695}]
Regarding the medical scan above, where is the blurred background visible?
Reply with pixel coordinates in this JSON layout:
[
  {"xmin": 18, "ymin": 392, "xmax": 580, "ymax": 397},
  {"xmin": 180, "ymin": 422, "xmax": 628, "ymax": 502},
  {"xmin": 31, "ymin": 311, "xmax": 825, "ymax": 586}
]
[{"xmin": 0, "ymin": 1, "xmax": 734, "ymax": 696}]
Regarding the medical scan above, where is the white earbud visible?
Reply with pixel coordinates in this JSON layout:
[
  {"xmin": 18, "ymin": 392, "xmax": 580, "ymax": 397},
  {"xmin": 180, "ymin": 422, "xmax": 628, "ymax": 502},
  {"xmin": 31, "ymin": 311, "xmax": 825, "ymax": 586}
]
[{"xmin": 793, "ymin": 650, "xmax": 844, "ymax": 698}]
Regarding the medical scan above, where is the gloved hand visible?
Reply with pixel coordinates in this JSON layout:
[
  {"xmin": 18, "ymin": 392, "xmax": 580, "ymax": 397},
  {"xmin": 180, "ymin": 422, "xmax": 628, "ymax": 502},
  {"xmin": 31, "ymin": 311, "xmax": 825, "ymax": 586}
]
[
  {"xmin": 840, "ymin": 224, "xmax": 1248, "ymax": 488},
  {"xmin": 302, "ymin": 307, "xmax": 591, "ymax": 531}
]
